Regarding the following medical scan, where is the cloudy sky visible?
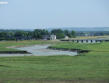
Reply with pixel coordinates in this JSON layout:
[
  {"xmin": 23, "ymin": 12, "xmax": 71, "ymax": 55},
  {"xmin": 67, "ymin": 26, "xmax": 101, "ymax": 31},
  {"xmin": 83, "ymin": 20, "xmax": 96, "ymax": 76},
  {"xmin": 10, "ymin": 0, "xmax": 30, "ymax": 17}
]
[{"xmin": 0, "ymin": 0, "xmax": 109, "ymax": 29}]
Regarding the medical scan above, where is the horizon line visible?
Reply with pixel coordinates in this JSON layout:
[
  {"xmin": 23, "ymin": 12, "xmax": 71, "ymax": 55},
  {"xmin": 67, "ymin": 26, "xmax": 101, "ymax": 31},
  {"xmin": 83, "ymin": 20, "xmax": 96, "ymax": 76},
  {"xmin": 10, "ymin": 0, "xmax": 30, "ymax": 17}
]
[{"xmin": 0, "ymin": 1, "xmax": 8, "ymax": 5}]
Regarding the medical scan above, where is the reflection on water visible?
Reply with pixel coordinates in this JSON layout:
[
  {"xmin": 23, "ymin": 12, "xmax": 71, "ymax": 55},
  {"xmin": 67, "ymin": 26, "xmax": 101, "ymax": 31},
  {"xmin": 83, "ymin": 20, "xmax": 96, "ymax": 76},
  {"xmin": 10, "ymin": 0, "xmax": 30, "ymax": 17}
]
[{"xmin": 16, "ymin": 45, "xmax": 77, "ymax": 56}]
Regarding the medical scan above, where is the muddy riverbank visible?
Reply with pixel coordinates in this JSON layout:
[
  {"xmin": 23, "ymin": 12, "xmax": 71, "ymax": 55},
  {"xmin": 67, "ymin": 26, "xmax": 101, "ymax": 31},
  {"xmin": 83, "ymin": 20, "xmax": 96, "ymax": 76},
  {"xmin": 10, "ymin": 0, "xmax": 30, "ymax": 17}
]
[
  {"xmin": 48, "ymin": 46, "xmax": 90, "ymax": 53},
  {"xmin": 0, "ymin": 51, "xmax": 30, "ymax": 54}
]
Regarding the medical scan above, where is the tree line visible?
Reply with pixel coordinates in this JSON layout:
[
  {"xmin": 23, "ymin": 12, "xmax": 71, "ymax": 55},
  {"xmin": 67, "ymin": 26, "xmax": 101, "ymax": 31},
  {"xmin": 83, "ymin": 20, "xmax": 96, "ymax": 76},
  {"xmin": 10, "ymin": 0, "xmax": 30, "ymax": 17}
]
[{"xmin": 0, "ymin": 29, "xmax": 76, "ymax": 41}]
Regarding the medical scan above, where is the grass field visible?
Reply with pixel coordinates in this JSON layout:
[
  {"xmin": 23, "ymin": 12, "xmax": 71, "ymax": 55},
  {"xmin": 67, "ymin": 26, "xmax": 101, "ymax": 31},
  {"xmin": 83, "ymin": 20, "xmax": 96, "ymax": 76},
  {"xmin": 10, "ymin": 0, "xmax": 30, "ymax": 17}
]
[{"xmin": 0, "ymin": 40, "xmax": 109, "ymax": 83}]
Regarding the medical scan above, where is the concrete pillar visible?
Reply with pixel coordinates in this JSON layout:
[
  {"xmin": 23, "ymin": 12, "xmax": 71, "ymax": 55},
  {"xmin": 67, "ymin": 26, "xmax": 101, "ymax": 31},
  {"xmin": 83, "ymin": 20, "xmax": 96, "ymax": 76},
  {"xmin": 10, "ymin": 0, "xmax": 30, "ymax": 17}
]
[
  {"xmin": 83, "ymin": 40, "xmax": 87, "ymax": 43},
  {"xmin": 88, "ymin": 40, "xmax": 91, "ymax": 43},
  {"xmin": 79, "ymin": 40, "xmax": 82, "ymax": 43},
  {"xmin": 92, "ymin": 40, "xmax": 96, "ymax": 43}
]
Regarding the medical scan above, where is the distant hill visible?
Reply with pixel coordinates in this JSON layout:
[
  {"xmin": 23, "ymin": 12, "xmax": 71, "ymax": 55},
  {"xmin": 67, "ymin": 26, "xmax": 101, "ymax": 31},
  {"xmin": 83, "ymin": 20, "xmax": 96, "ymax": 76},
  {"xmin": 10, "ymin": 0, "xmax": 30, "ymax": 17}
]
[
  {"xmin": 0, "ymin": 27, "xmax": 109, "ymax": 32},
  {"xmin": 47, "ymin": 27, "xmax": 109, "ymax": 32}
]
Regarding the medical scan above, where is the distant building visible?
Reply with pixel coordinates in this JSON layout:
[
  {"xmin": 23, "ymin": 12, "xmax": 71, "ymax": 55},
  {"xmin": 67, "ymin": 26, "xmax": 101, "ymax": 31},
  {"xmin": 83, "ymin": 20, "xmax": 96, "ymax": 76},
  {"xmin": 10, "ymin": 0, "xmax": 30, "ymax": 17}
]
[
  {"xmin": 85, "ymin": 33, "xmax": 90, "ymax": 36},
  {"xmin": 50, "ymin": 35, "xmax": 56, "ymax": 40},
  {"xmin": 42, "ymin": 35, "xmax": 56, "ymax": 40},
  {"xmin": 42, "ymin": 35, "xmax": 50, "ymax": 40}
]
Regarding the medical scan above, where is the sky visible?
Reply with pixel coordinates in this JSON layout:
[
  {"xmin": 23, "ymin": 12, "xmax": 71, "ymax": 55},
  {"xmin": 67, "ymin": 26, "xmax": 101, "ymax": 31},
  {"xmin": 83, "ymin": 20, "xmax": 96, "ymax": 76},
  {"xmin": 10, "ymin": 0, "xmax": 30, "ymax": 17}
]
[{"xmin": 0, "ymin": 0, "xmax": 109, "ymax": 29}]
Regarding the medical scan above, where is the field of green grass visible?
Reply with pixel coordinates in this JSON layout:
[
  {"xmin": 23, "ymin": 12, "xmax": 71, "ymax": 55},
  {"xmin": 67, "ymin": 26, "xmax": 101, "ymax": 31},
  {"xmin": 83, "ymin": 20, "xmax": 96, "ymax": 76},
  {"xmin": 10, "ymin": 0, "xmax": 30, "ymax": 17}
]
[
  {"xmin": 51, "ymin": 42, "xmax": 109, "ymax": 52},
  {"xmin": 0, "ymin": 40, "xmax": 109, "ymax": 83}
]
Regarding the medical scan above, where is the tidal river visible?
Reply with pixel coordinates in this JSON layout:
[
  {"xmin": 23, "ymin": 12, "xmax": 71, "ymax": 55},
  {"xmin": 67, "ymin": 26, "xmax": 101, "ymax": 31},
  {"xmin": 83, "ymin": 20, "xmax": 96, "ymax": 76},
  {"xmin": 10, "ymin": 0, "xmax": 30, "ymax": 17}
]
[{"xmin": 16, "ymin": 44, "xmax": 77, "ymax": 56}]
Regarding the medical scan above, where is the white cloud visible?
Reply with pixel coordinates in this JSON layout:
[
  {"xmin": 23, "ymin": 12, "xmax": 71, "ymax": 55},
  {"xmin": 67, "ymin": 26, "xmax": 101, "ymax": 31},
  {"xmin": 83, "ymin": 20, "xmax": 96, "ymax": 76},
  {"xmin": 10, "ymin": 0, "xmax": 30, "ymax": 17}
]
[{"xmin": 0, "ymin": 1, "xmax": 8, "ymax": 5}]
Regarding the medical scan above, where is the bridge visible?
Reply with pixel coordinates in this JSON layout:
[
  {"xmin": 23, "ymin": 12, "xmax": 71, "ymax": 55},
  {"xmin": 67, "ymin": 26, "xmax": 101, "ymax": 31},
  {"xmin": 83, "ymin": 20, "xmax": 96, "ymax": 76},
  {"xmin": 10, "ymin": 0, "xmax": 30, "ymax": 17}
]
[{"xmin": 61, "ymin": 38, "xmax": 109, "ymax": 43}]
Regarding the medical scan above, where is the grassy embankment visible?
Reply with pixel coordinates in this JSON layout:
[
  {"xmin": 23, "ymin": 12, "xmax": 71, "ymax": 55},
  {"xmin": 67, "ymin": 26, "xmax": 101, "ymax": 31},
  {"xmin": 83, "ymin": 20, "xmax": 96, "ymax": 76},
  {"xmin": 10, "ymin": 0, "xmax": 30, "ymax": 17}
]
[
  {"xmin": 0, "ymin": 40, "xmax": 58, "ymax": 51},
  {"xmin": 50, "ymin": 42, "xmax": 109, "ymax": 56},
  {"xmin": 0, "ymin": 41, "xmax": 109, "ymax": 83}
]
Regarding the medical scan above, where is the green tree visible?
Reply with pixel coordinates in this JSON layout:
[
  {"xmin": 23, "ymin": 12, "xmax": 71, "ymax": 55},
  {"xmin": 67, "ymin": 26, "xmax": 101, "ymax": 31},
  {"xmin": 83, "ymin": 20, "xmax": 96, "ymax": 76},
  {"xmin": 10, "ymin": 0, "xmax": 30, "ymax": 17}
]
[
  {"xmin": 0, "ymin": 32, "xmax": 8, "ymax": 40},
  {"xmin": 33, "ymin": 29, "xmax": 49, "ymax": 39},
  {"xmin": 51, "ymin": 29, "xmax": 65, "ymax": 39},
  {"xmin": 7, "ymin": 32, "xmax": 15, "ymax": 40},
  {"xmin": 14, "ymin": 31, "xmax": 27, "ymax": 40},
  {"xmin": 71, "ymin": 30, "xmax": 76, "ymax": 37},
  {"xmin": 64, "ymin": 30, "xmax": 72, "ymax": 37}
]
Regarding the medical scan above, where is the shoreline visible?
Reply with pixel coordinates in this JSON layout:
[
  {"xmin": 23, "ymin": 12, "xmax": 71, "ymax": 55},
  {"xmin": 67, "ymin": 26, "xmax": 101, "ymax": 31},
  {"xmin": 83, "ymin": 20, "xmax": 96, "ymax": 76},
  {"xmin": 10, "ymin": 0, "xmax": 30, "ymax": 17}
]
[
  {"xmin": 0, "ymin": 51, "xmax": 31, "ymax": 54},
  {"xmin": 48, "ymin": 46, "xmax": 90, "ymax": 54}
]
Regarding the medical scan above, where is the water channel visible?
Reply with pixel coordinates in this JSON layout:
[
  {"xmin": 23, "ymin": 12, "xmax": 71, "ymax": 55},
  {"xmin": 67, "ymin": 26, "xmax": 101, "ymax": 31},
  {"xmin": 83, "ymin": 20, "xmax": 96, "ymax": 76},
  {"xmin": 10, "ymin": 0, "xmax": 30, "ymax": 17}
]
[
  {"xmin": 0, "ymin": 45, "xmax": 77, "ymax": 57},
  {"xmin": 16, "ymin": 45, "xmax": 77, "ymax": 56}
]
